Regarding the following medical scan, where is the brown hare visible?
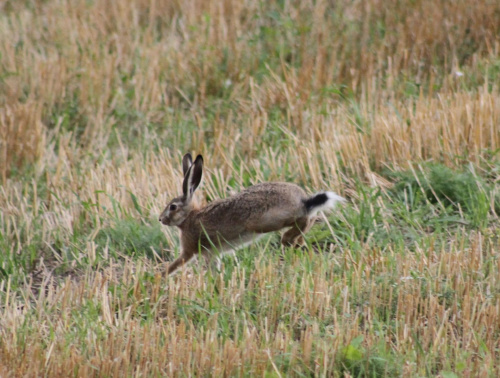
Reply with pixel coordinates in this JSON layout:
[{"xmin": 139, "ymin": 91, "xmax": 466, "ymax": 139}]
[{"xmin": 159, "ymin": 153, "xmax": 345, "ymax": 275}]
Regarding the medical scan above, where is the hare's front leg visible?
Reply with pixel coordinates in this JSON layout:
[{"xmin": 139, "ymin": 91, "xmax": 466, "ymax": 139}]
[{"xmin": 167, "ymin": 249, "xmax": 196, "ymax": 275}]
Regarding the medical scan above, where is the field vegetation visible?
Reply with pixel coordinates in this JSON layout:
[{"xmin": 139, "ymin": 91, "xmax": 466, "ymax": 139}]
[{"xmin": 1, "ymin": 0, "xmax": 499, "ymax": 376}]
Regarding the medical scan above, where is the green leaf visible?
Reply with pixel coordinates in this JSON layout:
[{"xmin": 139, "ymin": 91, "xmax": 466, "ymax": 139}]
[
  {"xmin": 343, "ymin": 345, "xmax": 363, "ymax": 362},
  {"xmin": 440, "ymin": 371, "xmax": 459, "ymax": 378}
]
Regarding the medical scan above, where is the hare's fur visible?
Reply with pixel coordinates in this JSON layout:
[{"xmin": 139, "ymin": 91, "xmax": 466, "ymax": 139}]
[{"xmin": 160, "ymin": 153, "xmax": 345, "ymax": 275}]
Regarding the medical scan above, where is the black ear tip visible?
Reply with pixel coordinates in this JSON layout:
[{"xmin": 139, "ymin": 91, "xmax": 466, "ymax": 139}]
[
  {"xmin": 195, "ymin": 155, "xmax": 204, "ymax": 163},
  {"xmin": 183, "ymin": 152, "xmax": 193, "ymax": 160}
]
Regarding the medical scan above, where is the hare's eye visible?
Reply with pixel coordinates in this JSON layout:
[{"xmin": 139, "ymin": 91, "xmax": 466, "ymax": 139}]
[{"xmin": 169, "ymin": 204, "xmax": 177, "ymax": 211}]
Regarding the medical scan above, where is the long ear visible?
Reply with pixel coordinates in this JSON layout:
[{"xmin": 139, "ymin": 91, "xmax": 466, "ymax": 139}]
[
  {"xmin": 182, "ymin": 155, "xmax": 203, "ymax": 200},
  {"xmin": 182, "ymin": 153, "xmax": 193, "ymax": 177}
]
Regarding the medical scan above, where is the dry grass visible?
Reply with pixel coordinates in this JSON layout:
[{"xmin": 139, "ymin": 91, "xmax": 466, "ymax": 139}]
[
  {"xmin": 1, "ymin": 233, "xmax": 498, "ymax": 376},
  {"xmin": 0, "ymin": 0, "xmax": 499, "ymax": 376}
]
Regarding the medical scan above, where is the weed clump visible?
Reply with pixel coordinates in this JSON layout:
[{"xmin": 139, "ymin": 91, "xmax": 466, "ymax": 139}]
[
  {"xmin": 387, "ymin": 164, "xmax": 499, "ymax": 227},
  {"xmin": 95, "ymin": 218, "xmax": 170, "ymax": 259},
  {"xmin": 336, "ymin": 336, "xmax": 400, "ymax": 377}
]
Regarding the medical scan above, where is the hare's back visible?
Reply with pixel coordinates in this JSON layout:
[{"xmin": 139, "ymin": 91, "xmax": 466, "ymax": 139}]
[
  {"xmin": 237, "ymin": 182, "xmax": 307, "ymax": 211},
  {"xmin": 200, "ymin": 182, "xmax": 308, "ymax": 234}
]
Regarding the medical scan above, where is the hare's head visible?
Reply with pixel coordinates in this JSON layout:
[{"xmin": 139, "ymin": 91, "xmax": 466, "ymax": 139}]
[{"xmin": 159, "ymin": 153, "xmax": 203, "ymax": 226}]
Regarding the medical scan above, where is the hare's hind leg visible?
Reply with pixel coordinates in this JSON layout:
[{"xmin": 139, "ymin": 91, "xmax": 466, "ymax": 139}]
[
  {"xmin": 167, "ymin": 250, "xmax": 196, "ymax": 275},
  {"xmin": 281, "ymin": 217, "xmax": 315, "ymax": 247},
  {"xmin": 202, "ymin": 249, "xmax": 239, "ymax": 273},
  {"xmin": 202, "ymin": 251, "xmax": 222, "ymax": 273}
]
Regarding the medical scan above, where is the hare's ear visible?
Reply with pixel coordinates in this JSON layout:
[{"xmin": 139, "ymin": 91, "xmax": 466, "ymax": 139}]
[
  {"xmin": 182, "ymin": 155, "xmax": 203, "ymax": 200},
  {"xmin": 182, "ymin": 153, "xmax": 193, "ymax": 177}
]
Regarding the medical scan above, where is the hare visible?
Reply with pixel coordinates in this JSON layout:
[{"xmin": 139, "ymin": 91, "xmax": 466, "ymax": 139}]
[{"xmin": 159, "ymin": 153, "xmax": 345, "ymax": 275}]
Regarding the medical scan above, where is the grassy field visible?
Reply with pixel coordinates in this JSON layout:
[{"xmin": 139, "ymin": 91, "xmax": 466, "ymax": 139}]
[{"xmin": 1, "ymin": 0, "xmax": 499, "ymax": 376}]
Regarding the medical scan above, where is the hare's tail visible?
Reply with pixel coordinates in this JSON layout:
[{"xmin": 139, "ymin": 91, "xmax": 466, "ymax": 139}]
[{"xmin": 304, "ymin": 191, "xmax": 346, "ymax": 215}]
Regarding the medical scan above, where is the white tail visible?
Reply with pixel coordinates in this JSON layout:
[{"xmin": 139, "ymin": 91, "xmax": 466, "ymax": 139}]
[{"xmin": 304, "ymin": 191, "xmax": 346, "ymax": 215}]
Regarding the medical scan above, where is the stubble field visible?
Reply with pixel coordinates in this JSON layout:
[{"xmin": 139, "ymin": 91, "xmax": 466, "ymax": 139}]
[{"xmin": 1, "ymin": 0, "xmax": 499, "ymax": 376}]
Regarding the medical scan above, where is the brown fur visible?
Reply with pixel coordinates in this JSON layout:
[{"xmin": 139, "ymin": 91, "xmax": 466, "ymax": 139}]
[{"xmin": 160, "ymin": 154, "xmax": 342, "ymax": 275}]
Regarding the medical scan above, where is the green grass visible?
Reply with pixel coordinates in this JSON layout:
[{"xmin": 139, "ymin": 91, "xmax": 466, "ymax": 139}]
[
  {"xmin": 95, "ymin": 217, "xmax": 170, "ymax": 260},
  {"xmin": 387, "ymin": 163, "xmax": 499, "ymax": 228}
]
